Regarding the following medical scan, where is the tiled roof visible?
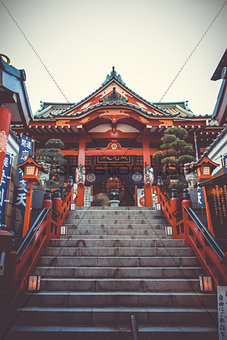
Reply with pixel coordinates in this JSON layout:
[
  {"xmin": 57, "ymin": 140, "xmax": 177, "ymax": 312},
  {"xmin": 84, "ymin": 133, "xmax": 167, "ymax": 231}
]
[
  {"xmin": 198, "ymin": 126, "xmax": 227, "ymax": 163},
  {"xmin": 34, "ymin": 67, "xmax": 208, "ymax": 120},
  {"xmin": 211, "ymin": 49, "xmax": 227, "ymax": 81},
  {"xmin": 36, "ymin": 101, "xmax": 173, "ymax": 119}
]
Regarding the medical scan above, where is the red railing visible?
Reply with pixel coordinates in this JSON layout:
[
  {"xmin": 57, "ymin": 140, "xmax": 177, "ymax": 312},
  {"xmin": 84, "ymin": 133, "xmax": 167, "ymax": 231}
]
[
  {"xmin": 0, "ymin": 184, "xmax": 73, "ymax": 304},
  {"xmin": 157, "ymin": 184, "xmax": 184, "ymax": 240},
  {"xmin": 156, "ymin": 183, "xmax": 227, "ymax": 288}
]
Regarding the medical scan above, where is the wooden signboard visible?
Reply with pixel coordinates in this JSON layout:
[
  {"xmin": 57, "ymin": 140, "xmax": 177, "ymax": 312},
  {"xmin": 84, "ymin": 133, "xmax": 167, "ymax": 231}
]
[
  {"xmin": 217, "ymin": 286, "xmax": 227, "ymax": 340},
  {"xmin": 203, "ymin": 174, "xmax": 227, "ymax": 236},
  {"xmin": 97, "ymin": 155, "xmax": 132, "ymax": 165}
]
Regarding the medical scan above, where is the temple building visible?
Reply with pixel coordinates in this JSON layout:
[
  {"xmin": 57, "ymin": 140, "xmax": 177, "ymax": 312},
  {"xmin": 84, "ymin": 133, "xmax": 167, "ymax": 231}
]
[{"xmin": 13, "ymin": 67, "xmax": 223, "ymax": 207}]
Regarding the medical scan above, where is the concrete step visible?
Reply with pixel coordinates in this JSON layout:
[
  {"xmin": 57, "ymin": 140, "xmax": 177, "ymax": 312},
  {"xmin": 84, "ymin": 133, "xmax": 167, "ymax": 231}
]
[
  {"xmin": 68, "ymin": 207, "xmax": 157, "ymax": 211},
  {"xmin": 67, "ymin": 212, "xmax": 165, "ymax": 219},
  {"xmin": 43, "ymin": 246, "xmax": 195, "ymax": 257},
  {"xmin": 40, "ymin": 278, "xmax": 201, "ymax": 292},
  {"xmin": 34, "ymin": 266, "xmax": 203, "ymax": 278},
  {"xmin": 64, "ymin": 224, "xmax": 168, "ymax": 230},
  {"xmin": 49, "ymin": 238, "xmax": 186, "ymax": 248},
  {"xmin": 62, "ymin": 229, "xmax": 166, "ymax": 236},
  {"xmin": 15, "ymin": 306, "xmax": 217, "ymax": 327},
  {"xmin": 65, "ymin": 219, "xmax": 163, "ymax": 225},
  {"xmin": 67, "ymin": 213, "xmax": 159, "ymax": 218},
  {"xmin": 59, "ymin": 234, "xmax": 172, "ymax": 240},
  {"xmin": 72, "ymin": 206, "xmax": 156, "ymax": 209},
  {"xmin": 27, "ymin": 291, "xmax": 216, "ymax": 308},
  {"xmin": 38, "ymin": 256, "xmax": 199, "ymax": 267},
  {"xmin": 6, "ymin": 325, "xmax": 218, "ymax": 340}
]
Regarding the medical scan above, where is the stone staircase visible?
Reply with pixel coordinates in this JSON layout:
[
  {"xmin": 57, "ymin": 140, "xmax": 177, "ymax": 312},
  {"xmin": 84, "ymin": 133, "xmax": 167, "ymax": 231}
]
[{"xmin": 7, "ymin": 207, "xmax": 218, "ymax": 339}]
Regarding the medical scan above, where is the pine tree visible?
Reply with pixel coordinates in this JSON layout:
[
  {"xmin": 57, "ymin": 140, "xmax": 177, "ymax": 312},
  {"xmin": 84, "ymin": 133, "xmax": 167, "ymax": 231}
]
[
  {"xmin": 153, "ymin": 127, "xmax": 195, "ymax": 192},
  {"xmin": 39, "ymin": 139, "xmax": 67, "ymax": 189}
]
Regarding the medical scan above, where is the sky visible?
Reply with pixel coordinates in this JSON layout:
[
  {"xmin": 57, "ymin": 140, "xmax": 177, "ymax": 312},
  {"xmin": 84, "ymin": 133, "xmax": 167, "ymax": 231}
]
[{"xmin": 0, "ymin": 0, "xmax": 226, "ymax": 117}]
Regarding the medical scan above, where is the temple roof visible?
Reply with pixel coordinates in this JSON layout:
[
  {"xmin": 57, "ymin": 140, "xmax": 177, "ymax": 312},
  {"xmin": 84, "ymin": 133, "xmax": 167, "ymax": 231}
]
[
  {"xmin": 198, "ymin": 126, "xmax": 227, "ymax": 163},
  {"xmin": 211, "ymin": 49, "xmax": 227, "ymax": 81},
  {"xmin": 34, "ymin": 67, "xmax": 210, "ymax": 120}
]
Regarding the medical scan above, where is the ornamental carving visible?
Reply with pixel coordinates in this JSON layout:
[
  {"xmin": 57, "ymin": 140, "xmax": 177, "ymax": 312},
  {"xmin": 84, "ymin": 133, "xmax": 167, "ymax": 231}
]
[
  {"xmin": 100, "ymin": 87, "xmax": 128, "ymax": 105},
  {"xmin": 102, "ymin": 67, "xmax": 126, "ymax": 86},
  {"xmin": 76, "ymin": 166, "xmax": 85, "ymax": 184},
  {"xmin": 132, "ymin": 172, "xmax": 142, "ymax": 182},
  {"xmin": 184, "ymin": 162, "xmax": 197, "ymax": 188},
  {"xmin": 86, "ymin": 173, "xmax": 96, "ymax": 183},
  {"xmin": 144, "ymin": 166, "xmax": 154, "ymax": 185}
]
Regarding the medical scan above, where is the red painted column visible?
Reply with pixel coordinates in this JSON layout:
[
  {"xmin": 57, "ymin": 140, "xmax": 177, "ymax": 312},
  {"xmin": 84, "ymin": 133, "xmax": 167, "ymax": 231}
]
[
  {"xmin": 42, "ymin": 191, "xmax": 52, "ymax": 243},
  {"xmin": 0, "ymin": 107, "xmax": 12, "ymax": 182},
  {"xmin": 76, "ymin": 135, "xmax": 86, "ymax": 207},
  {"xmin": 182, "ymin": 190, "xmax": 192, "ymax": 247},
  {"xmin": 22, "ymin": 182, "xmax": 33, "ymax": 238},
  {"xmin": 143, "ymin": 135, "xmax": 153, "ymax": 207},
  {"xmin": 203, "ymin": 187, "xmax": 215, "ymax": 237},
  {"xmin": 52, "ymin": 190, "xmax": 62, "ymax": 238}
]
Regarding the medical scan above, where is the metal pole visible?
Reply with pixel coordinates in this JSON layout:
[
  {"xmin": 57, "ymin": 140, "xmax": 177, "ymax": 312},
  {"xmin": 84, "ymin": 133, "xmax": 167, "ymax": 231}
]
[
  {"xmin": 194, "ymin": 131, "xmax": 199, "ymax": 161},
  {"xmin": 130, "ymin": 314, "xmax": 139, "ymax": 340}
]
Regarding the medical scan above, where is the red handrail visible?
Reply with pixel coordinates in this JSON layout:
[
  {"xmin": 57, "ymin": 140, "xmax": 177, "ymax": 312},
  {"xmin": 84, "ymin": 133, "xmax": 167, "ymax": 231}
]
[
  {"xmin": 156, "ymin": 183, "xmax": 227, "ymax": 288},
  {"xmin": 0, "ymin": 184, "xmax": 74, "ymax": 304}
]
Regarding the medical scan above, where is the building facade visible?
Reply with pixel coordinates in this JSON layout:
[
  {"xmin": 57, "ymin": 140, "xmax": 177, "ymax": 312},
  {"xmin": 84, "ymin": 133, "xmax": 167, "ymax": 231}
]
[{"xmin": 13, "ymin": 67, "xmax": 223, "ymax": 207}]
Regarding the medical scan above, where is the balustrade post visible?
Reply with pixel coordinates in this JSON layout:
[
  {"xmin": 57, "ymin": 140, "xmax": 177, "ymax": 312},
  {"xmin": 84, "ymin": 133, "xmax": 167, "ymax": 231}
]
[
  {"xmin": 182, "ymin": 188, "xmax": 192, "ymax": 246},
  {"xmin": 0, "ymin": 230, "xmax": 17, "ymax": 303},
  {"xmin": 42, "ymin": 190, "xmax": 52, "ymax": 243},
  {"xmin": 52, "ymin": 189, "xmax": 62, "ymax": 238},
  {"xmin": 68, "ymin": 178, "xmax": 74, "ymax": 205},
  {"xmin": 170, "ymin": 188, "xmax": 179, "ymax": 239},
  {"xmin": 156, "ymin": 177, "xmax": 162, "ymax": 203}
]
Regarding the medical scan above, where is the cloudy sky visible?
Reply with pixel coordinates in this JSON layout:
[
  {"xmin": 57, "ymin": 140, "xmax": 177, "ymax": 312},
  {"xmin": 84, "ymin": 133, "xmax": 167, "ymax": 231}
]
[{"xmin": 0, "ymin": 0, "xmax": 226, "ymax": 116}]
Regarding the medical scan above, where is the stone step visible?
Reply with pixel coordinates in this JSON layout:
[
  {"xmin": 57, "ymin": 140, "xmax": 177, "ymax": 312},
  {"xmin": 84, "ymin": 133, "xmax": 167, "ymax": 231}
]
[
  {"xmin": 26, "ymin": 291, "xmax": 216, "ymax": 308},
  {"xmin": 43, "ymin": 246, "xmax": 194, "ymax": 257},
  {"xmin": 7, "ymin": 325, "xmax": 218, "ymax": 340},
  {"xmin": 15, "ymin": 306, "xmax": 217, "ymax": 327},
  {"xmin": 59, "ymin": 235, "xmax": 171, "ymax": 240},
  {"xmin": 63, "ymin": 228, "xmax": 167, "ymax": 235},
  {"xmin": 67, "ymin": 212, "xmax": 164, "ymax": 219},
  {"xmin": 38, "ymin": 256, "xmax": 199, "ymax": 267},
  {"xmin": 69, "ymin": 207, "xmax": 157, "ymax": 211},
  {"xmin": 60, "ymin": 229, "xmax": 167, "ymax": 236},
  {"xmin": 40, "ymin": 278, "xmax": 201, "ymax": 292},
  {"xmin": 49, "ymin": 238, "xmax": 186, "ymax": 247},
  {"xmin": 64, "ymin": 224, "xmax": 168, "ymax": 230},
  {"xmin": 65, "ymin": 219, "xmax": 164, "ymax": 225},
  {"xmin": 34, "ymin": 266, "xmax": 203, "ymax": 278},
  {"xmin": 70, "ymin": 213, "xmax": 166, "ymax": 219}
]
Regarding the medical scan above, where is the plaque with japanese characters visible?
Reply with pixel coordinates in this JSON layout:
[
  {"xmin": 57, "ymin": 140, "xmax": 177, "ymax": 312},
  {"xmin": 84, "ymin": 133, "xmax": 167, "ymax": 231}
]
[
  {"xmin": 204, "ymin": 174, "xmax": 227, "ymax": 236},
  {"xmin": 218, "ymin": 286, "xmax": 227, "ymax": 340}
]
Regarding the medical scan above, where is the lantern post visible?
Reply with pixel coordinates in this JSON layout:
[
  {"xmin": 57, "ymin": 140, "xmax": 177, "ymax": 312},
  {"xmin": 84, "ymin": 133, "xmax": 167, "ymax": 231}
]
[{"xmin": 18, "ymin": 157, "xmax": 45, "ymax": 238}]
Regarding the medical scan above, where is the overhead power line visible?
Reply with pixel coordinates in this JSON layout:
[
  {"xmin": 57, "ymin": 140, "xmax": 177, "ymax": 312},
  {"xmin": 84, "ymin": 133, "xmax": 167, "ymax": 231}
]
[
  {"xmin": 1, "ymin": 0, "xmax": 69, "ymax": 102},
  {"xmin": 159, "ymin": 0, "xmax": 227, "ymax": 102}
]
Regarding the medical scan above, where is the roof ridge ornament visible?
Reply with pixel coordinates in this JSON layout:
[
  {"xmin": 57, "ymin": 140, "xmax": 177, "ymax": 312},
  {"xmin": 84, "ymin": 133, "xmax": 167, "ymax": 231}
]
[
  {"xmin": 102, "ymin": 66, "xmax": 126, "ymax": 86},
  {"xmin": 100, "ymin": 87, "xmax": 128, "ymax": 104}
]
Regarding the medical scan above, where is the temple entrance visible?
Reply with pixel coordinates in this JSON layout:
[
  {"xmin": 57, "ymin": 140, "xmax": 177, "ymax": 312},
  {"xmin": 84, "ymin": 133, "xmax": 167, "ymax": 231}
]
[{"xmin": 86, "ymin": 169, "xmax": 135, "ymax": 206}]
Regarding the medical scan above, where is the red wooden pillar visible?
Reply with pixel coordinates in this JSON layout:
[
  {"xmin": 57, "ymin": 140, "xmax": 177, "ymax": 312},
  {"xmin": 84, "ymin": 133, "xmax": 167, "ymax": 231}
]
[
  {"xmin": 52, "ymin": 190, "xmax": 62, "ymax": 238},
  {"xmin": 202, "ymin": 187, "xmax": 215, "ymax": 237},
  {"xmin": 42, "ymin": 191, "xmax": 52, "ymax": 243},
  {"xmin": 170, "ymin": 193, "xmax": 179, "ymax": 239},
  {"xmin": 0, "ymin": 107, "xmax": 12, "ymax": 182},
  {"xmin": 143, "ymin": 135, "xmax": 153, "ymax": 207},
  {"xmin": 22, "ymin": 182, "xmax": 33, "ymax": 238},
  {"xmin": 76, "ymin": 135, "xmax": 86, "ymax": 206},
  {"xmin": 182, "ymin": 189, "xmax": 192, "ymax": 247}
]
